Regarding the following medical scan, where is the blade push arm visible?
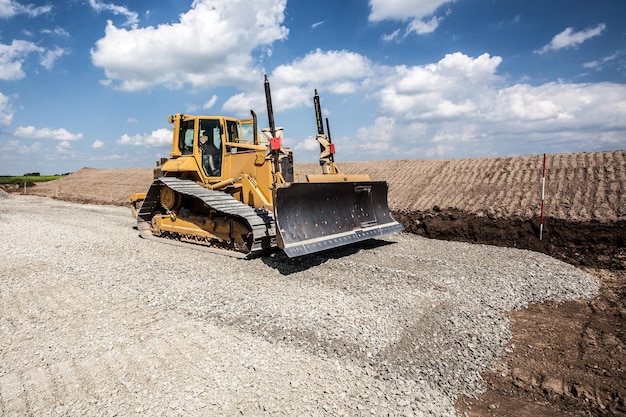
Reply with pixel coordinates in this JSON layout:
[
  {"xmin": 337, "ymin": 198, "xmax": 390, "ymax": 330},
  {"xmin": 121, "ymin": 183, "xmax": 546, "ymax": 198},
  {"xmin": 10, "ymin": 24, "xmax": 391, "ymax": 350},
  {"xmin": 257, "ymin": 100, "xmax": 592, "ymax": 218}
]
[{"xmin": 313, "ymin": 90, "xmax": 337, "ymax": 174}]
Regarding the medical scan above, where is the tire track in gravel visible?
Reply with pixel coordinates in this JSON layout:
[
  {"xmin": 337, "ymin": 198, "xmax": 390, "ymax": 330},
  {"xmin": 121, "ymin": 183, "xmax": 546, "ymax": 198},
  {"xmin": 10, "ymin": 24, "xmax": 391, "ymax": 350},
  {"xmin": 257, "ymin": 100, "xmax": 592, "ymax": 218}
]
[{"xmin": 1, "ymin": 267, "xmax": 422, "ymax": 416}]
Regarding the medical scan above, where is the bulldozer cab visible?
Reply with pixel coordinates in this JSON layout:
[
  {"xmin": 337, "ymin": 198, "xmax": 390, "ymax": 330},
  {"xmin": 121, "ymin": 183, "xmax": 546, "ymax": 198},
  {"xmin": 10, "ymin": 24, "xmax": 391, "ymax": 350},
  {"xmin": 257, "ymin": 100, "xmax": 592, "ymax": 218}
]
[
  {"xmin": 168, "ymin": 114, "xmax": 274, "ymax": 186},
  {"xmin": 169, "ymin": 115, "xmax": 226, "ymax": 179}
]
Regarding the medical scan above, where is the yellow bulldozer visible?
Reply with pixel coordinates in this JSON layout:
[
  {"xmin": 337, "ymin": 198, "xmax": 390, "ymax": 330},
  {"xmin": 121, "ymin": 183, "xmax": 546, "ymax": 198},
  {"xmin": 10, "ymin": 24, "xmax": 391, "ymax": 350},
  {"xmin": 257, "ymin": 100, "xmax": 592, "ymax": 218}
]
[{"xmin": 130, "ymin": 76, "xmax": 402, "ymax": 258}]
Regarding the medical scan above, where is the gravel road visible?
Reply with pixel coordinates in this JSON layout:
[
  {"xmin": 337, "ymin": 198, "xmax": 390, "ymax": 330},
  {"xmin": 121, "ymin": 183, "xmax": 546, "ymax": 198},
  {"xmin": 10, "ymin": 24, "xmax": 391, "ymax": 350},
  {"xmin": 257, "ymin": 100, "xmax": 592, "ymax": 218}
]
[{"xmin": 0, "ymin": 195, "xmax": 599, "ymax": 416}]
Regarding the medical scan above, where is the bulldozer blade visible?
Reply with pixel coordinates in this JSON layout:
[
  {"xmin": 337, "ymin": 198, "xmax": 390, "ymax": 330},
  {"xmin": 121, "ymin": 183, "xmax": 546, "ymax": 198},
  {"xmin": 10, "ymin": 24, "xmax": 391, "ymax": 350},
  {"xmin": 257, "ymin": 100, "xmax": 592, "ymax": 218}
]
[{"xmin": 273, "ymin": 181, "xmax": 403, "ymax": 257}]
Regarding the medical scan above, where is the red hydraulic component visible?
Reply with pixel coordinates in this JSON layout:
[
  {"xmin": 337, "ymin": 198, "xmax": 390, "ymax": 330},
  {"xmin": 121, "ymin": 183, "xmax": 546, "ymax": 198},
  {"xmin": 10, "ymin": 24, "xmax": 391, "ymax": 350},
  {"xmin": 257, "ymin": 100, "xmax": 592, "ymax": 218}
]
[{"xmin": 270, "ymin": 137, "xmax": 282, "ymax": 151}]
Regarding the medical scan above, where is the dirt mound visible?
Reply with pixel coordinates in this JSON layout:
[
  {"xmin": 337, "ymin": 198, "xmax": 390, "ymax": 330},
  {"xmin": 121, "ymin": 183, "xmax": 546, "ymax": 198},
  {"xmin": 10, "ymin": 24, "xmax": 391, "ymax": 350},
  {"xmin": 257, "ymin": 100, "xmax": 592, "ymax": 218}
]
[
  {"xmin": 298, "ymin": 150, "xmax": 625, "ymax": 223},
  {"xmin": 26, "ymin": 167, "xmax": 154, "ymax": 205}
]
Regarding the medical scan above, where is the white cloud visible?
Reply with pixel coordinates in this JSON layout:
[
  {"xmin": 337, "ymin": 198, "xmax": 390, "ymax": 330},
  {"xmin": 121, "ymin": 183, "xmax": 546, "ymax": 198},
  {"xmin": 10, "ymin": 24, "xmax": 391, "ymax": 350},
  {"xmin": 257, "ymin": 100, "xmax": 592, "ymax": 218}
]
[
  {"xmin": 274, "ymin": 49, "xmax": 372, "ymax": 86},
  {"xmin": 0, "ymin": 139, "xmax": 41, "ymax": 154},
  {"xmin": 40, "ymin": 46, "xmax": 68, "ymax": 70},
  {"xmin": 368, "ymin": 0, "xmax": 451, "ymax": 22},
  {"xmin": 425, "ymin": 144, "xmax": 454, "ymax": 157},
  {"xmin": 407, "ymin": 15, "xmax": 442, "ymax": 35},
  {"xmin": 382, "ymin": 29, "xmax": 401, "ymax": 42},
  {"xmin": 366, "ymin": 52, "xmax": 626, "ymax": 158},
  {"xmin": 118, "ymin": 127, "xmax": 171, "ymax": 147},
  {"xmin": 583, "ymin": 52, "xmax": 620, "ymax": 71},
  {"xmin": 378, "ymin": 52, "xmax": 502, "ymax": 119},
  {"xmin": 57, "ymin": 141, "xmax": 72, "ymax": 149},
  {"xmin": 0, "ymin": 0, "xmax": 52, "ymax": 19},
  {"xmin": 88, "ymin": 0, "xmax": 138, "ymax": 27},
  {"xmin": 535, "ymin": 24, "xmax": 606, "ymax": 54},
  {"xmin": 203, "ymin": 95, "xmax": 218, "ymax": 110},
  {"xmin": 14, "ymin": 126, "xmax": 83, "ymax": 141},
  {"xmin": 0, "ymin": 92, "xmax": 13, "ymax": 126},
  {"xmin": 92, "ymin": 140, "xmax": 105, "ymax": 149},
  {"xmin": 223, "ymin": 49, "xmax": 373, "ymax": 116},
  {"xmin": 41, "ymin": 28, "xmax": 70, "ymax": 37},
  {"xmin": 54, "ymin": 141, "xmax": 75, "ymax": 157},
  {"xmin": 0, "ymin": 39, "xmax": 42, "ymax": 80},
  {"xmin": 0, "ymin": 39, "xmax": 68, "ymax": 78},
  {"xmin": 222, "ymin": 92, "xmax": 256, "ymax": 115},
  {"xmin": 91, "ymin": 0, "xmax": 289, "ymax": 91},
  {"xmin": 293, "ymin": 136, "xmax": 319, "ymax": 152},
  {"xmin": 368, "ymin": 0, "xmax": 453, "ymax": 36}
]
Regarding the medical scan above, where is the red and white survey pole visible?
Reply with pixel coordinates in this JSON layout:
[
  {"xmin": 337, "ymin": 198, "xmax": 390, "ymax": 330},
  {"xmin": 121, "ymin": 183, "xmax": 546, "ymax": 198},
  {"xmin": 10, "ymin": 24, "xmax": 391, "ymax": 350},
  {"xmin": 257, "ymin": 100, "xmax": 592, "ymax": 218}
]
[{"xmin": 539, "ymin": 153, "xmax": 546, "ymax": 240}]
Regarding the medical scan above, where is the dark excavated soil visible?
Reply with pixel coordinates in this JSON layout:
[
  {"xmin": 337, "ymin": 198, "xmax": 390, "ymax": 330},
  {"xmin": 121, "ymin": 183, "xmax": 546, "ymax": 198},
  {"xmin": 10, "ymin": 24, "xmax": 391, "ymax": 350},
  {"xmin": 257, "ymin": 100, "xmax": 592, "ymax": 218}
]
[{"xmin": 394, "ymin": 209, "xmax": 626, "ymax": 270}]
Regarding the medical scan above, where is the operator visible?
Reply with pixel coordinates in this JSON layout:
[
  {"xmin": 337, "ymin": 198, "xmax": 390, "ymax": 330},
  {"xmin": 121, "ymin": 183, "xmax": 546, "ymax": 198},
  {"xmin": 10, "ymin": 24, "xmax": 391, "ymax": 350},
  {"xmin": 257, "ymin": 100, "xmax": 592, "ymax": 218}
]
[{"xmin": 199, "ymin": 135, "xmax": 220, "ymax": 175}]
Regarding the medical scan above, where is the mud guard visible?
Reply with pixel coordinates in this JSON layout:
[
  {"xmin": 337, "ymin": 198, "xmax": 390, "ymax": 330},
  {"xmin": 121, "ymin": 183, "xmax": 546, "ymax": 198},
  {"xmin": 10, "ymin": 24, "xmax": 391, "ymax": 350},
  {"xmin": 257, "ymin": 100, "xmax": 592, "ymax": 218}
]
[{"xmin": 273, "ymin": 182, "xmax": 403, "ymax": 257}]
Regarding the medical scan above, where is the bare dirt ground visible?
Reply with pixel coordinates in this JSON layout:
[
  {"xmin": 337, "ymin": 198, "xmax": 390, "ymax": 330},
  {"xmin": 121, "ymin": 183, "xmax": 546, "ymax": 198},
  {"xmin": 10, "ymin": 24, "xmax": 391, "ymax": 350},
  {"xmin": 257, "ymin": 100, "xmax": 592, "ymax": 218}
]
[{"xmin": 4, "ymin": 149, "xmax": 625, "ymax": 416}]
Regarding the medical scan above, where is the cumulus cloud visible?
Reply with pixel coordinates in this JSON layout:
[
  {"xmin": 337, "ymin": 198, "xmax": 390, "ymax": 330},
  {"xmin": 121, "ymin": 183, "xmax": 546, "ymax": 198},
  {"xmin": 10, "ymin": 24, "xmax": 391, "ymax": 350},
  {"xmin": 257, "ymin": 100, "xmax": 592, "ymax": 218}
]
[
  {"xmin": 377, "ymin": 52, "xmax": 502, "ymax": 120},
  {"xmin": 0, "ymin": 40, "xmax": 68, "ymax": 78},
  {"xmin": 274, "ymin": 49, "xmax": 372, "ymax": 87},
  {"xmin": 535, "ymin": 24, "xmax": 606, "ymax": 54},
  {"xmin": 14, "ymin": 126, "xmax": 83, "ymax": 141},
  {"xmin": 360, "ymin": 52, "xmax": 626, "ymax": 158},
  {"xmin": 224, "ymin": 49, "xmax": 373, "ymax": 116},
  {"xmin": 0, "ymin": 40, "xmax": 42, "ymax": 80},
  {"xmin": 92, "ymin": 140, "xmax": 105, "ymax": 149},
  {"xmin": 368, "ymin": 0, "xmax": 453, "ymax": 36},
  {"xmin": 91, "ymin": 0, "xmax": 289, "ymax": 91},
  {"xmin": 117, "ymin": 128, "xmax": 171, "ymax": 147},
  {"xmin": 0, "ymin": 0, "xmax": 52, "ymax": 19}
]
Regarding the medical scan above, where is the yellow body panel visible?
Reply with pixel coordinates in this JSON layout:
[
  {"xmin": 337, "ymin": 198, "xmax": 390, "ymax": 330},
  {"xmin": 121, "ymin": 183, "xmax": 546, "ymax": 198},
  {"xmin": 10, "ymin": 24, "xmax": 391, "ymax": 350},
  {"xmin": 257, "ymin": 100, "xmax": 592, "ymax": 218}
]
[
  {"xmin": 306, "ymin": 173, "xmax": 371, "ymax": 183},
  {"xmin": 161, "ymin": 157, "xmax": 202, "ymax": 173}
]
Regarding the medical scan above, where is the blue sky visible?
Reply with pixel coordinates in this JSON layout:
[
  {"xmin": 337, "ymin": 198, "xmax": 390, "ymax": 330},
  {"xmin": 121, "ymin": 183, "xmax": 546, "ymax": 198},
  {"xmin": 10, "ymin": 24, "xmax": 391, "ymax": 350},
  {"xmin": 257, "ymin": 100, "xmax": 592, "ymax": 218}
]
[{"xmin": 0, "ymin": 0, "xmax": 625, "ymax": 175}]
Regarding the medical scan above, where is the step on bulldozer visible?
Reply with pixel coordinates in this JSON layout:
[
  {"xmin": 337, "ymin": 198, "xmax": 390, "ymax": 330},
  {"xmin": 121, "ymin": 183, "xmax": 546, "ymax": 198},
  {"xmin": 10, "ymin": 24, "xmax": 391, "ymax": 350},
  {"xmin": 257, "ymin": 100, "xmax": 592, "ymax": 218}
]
[{"xmin": 130, "ymin": 76, "xmax": 403, "ymax": 258}]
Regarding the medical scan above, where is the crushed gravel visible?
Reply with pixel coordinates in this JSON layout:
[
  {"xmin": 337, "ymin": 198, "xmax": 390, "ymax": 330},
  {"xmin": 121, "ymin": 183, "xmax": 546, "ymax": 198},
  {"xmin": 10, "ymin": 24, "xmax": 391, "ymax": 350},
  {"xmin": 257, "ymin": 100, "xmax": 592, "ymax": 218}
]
[{"xmin": 0, "ymin": 196, "xmax": 599, "ymax": 416}]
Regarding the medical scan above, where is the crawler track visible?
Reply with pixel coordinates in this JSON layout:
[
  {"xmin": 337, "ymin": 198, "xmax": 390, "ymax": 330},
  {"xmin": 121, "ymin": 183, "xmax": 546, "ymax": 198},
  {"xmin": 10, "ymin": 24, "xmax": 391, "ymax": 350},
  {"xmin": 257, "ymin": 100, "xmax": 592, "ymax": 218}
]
[{"xmin": 136, "ymin": 177, "xmax": 276, "ymax": 258}]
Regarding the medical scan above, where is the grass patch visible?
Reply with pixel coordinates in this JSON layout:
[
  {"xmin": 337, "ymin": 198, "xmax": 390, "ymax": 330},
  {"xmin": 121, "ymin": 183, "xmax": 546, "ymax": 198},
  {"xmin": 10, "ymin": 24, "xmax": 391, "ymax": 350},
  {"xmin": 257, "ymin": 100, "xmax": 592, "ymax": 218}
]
[{"xmin": 0, "ymin": 175, "xmax": 64, "ymax": 185}]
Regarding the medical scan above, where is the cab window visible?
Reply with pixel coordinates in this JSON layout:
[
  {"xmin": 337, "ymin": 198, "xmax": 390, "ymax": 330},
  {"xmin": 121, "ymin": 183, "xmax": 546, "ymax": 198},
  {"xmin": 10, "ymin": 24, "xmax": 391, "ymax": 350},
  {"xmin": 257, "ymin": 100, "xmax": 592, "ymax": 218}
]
[
  {"xmin": 226, "ymin": 120, "xmax": 240, "ymax": 143},
  {"xmin": 179, "ymin": 120, "xmax": 194, "ymax": 155}
]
